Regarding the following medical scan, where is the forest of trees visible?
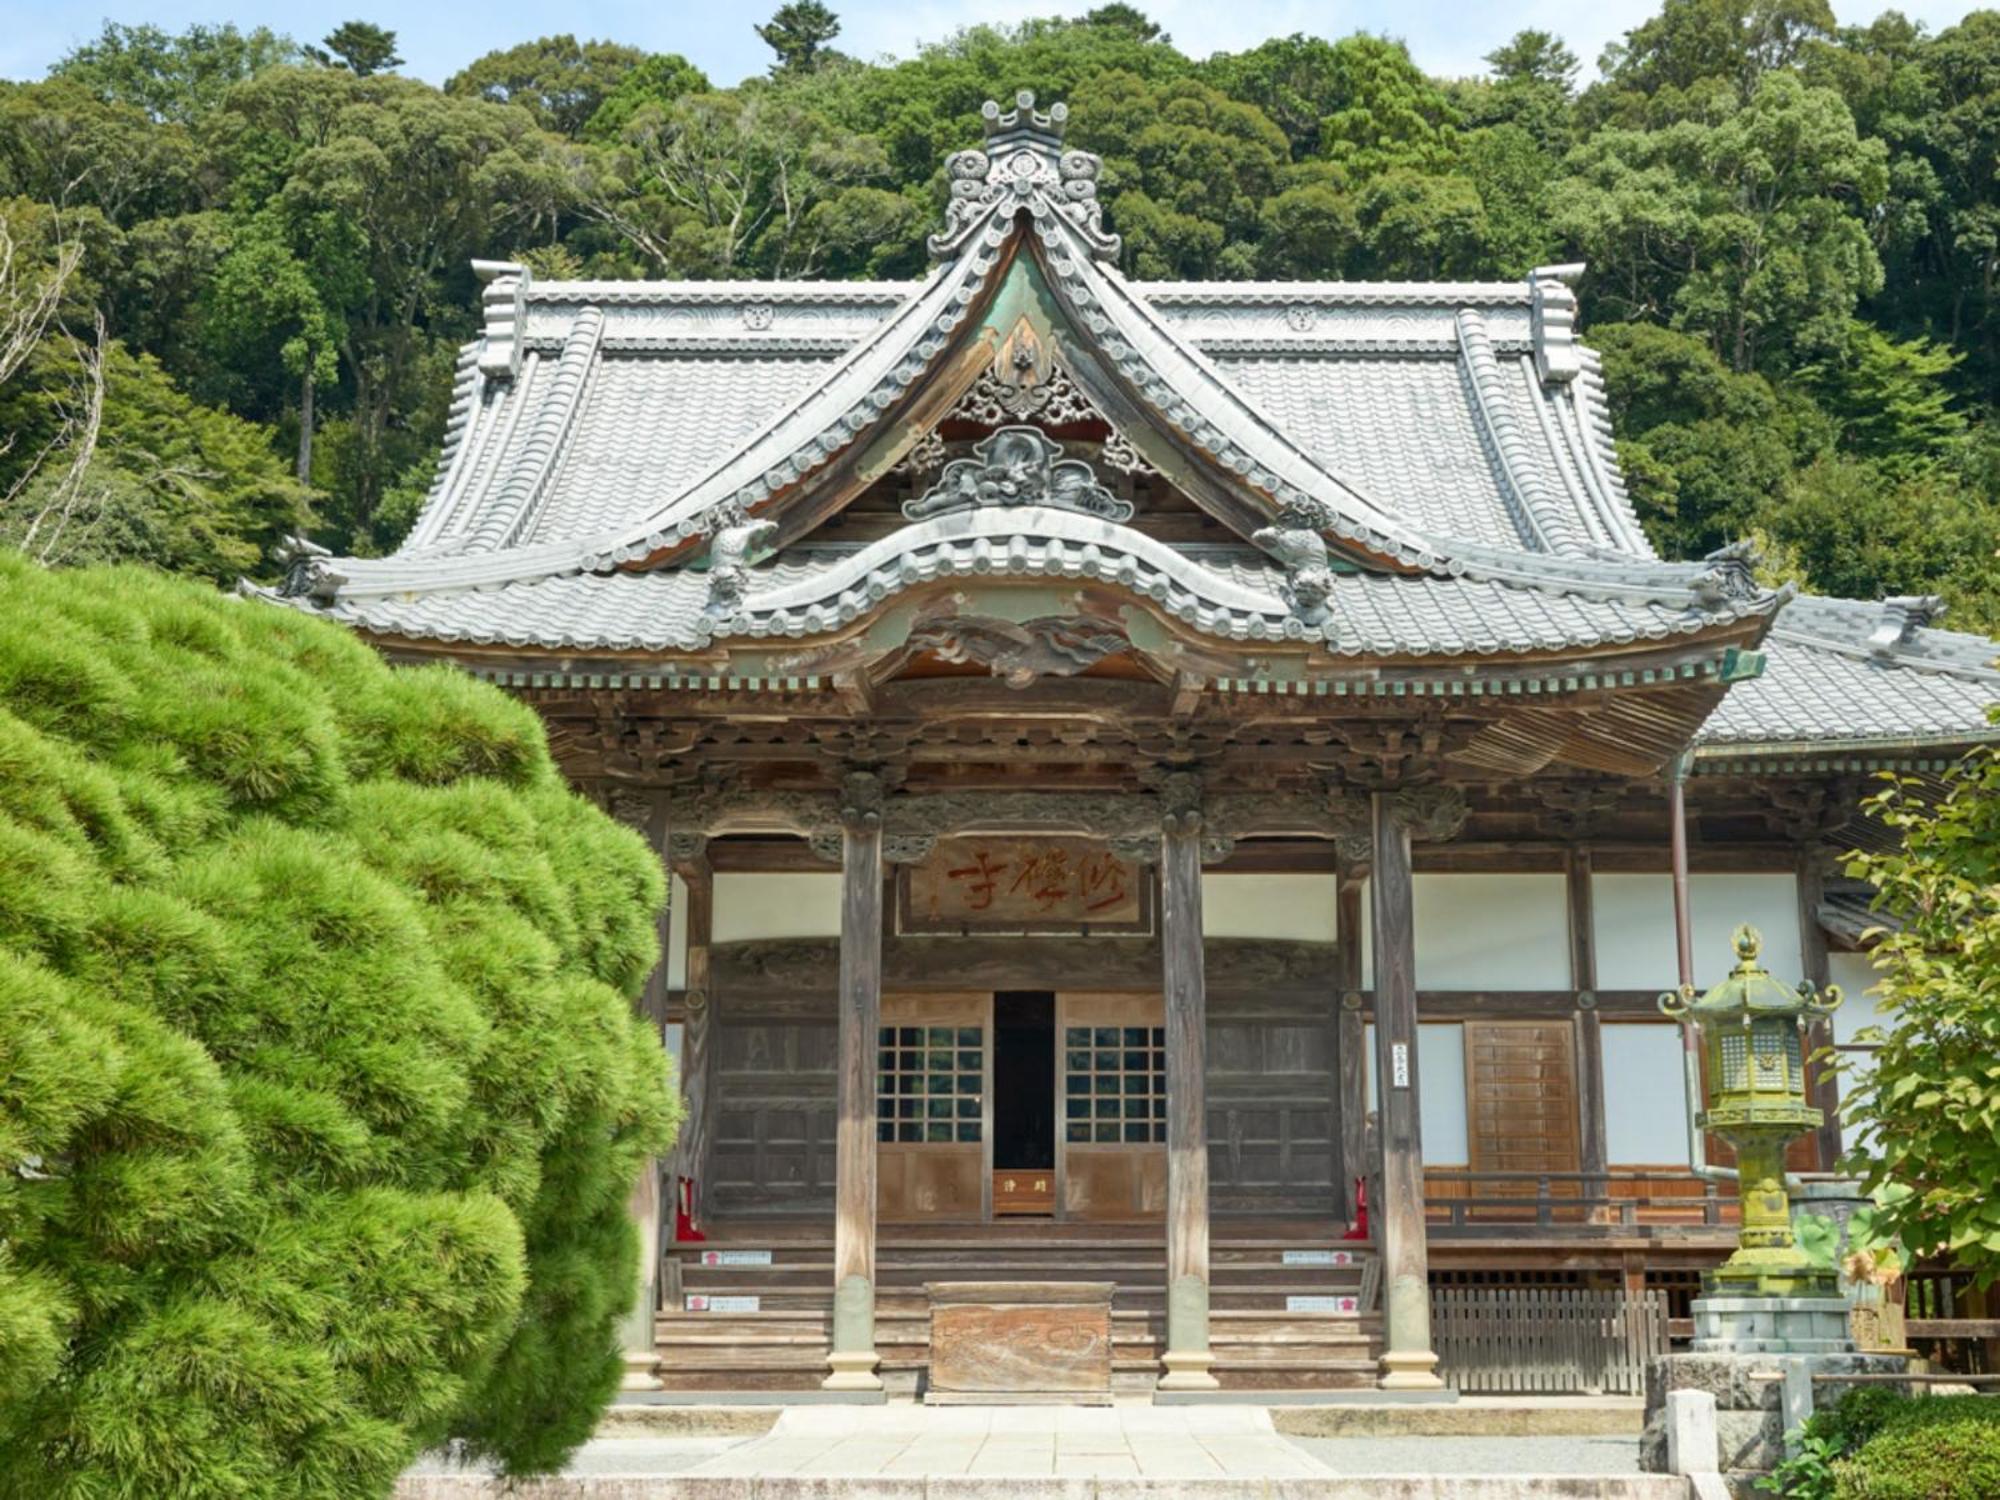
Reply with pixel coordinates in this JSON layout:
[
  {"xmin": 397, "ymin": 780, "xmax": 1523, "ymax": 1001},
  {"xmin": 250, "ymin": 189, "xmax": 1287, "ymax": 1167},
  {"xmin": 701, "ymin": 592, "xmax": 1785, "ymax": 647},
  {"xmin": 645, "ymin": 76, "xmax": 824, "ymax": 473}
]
[{"xmin": 1, "ymin": 2, "xmax": 1996, "ymax": 626}]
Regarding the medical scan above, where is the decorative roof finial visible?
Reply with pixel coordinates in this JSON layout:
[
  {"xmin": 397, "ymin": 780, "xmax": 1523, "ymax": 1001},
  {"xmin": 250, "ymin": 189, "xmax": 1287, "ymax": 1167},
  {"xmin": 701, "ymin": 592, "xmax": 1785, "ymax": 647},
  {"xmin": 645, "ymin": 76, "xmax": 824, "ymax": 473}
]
[
  {"xmin": 928, "ymin": 93, "xmax": 1118, "ymax": 264},
  {"xmin": 983, "ymin": 90, "xmax": 1067, "ymax": 146}
]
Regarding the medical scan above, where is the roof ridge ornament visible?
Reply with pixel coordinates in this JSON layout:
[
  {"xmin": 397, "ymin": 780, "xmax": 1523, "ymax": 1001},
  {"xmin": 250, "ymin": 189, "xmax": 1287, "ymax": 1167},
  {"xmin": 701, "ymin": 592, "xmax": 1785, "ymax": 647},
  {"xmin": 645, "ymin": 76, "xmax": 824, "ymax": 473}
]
[
  {"xmin": 472, "ymin": 259, "xmax": 530, "ymax": 382},
  {"xmin": 903, "ymin": 426, "xmax": 1133, "ymax": 522},
  {"xmin": 703, "ymin": 501, "xmax": 779, "ymax": 618},
  {"xmin": 1251, "ymin": 499, "xmax": 1337, "ymax": 628},
  {"xmin": 1869, "ymin": 595, "xmax": 1946, "ymax": 657},
  {"xmin": 928, "ymin": 91, "xmax": 1119, "ymax": 263},
  {"xmin": 1528, "ymin": 262, "xmax": 1584, "ymax": 387},
  {"xmin": 1690, "ymin": 539, "xmax": 1762, "ymax": 611}
]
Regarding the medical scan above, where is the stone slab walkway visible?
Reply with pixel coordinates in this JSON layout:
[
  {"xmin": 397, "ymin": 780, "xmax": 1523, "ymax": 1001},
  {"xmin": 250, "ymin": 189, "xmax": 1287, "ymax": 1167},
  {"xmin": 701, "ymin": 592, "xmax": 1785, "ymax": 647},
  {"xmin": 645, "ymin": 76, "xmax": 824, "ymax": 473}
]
[
  {"xmin": 397, "ymin": 1407, "xmax": 1692, "ymax": 1497},
  {"xmin": 688, "ymin": 1405, "xmax": 1322, "ymax": 1481}
]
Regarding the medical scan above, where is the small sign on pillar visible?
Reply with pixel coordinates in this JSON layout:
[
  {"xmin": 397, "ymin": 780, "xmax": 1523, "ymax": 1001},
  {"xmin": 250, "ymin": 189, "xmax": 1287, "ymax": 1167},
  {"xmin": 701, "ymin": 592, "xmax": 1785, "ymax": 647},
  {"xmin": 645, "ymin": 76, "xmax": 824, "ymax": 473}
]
[{"xmin": 1391, "ymin": 1042, "xmax": 1410, "ymax": 1089}]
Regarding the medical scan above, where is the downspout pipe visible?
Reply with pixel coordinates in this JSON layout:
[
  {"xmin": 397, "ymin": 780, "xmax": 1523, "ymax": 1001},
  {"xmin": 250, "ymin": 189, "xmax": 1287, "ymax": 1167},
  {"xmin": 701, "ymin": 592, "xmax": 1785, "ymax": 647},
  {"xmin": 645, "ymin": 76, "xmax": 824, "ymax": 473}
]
[{"xmin": 1668, "ymin": 753, "xmax": 1739, "ymax": 1188}]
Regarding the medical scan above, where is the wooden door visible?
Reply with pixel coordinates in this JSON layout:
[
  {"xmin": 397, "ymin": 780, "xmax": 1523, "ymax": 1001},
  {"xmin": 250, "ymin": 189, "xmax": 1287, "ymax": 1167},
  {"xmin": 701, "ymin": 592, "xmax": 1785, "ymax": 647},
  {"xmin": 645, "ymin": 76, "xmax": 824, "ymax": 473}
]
[
  {"xmin": 1057, "ymin": 993, "xmax": 1167, "ymax": 1221},
  {"xmin": 1463, "ymin": 1021, "xmax": 1581, "ymax": 1199},
  {"xmin": 878, "ymin": 993, "xmax": 990, "ymax": 1222}
]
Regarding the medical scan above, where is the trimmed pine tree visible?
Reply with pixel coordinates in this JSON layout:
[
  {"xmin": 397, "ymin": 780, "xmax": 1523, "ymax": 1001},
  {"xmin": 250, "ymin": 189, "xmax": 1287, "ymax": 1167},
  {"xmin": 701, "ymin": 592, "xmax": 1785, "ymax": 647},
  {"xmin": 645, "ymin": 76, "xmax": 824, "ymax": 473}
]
[{"xmin": 0, "ymin": 553, "xmax": 678, "ymax": 1496}]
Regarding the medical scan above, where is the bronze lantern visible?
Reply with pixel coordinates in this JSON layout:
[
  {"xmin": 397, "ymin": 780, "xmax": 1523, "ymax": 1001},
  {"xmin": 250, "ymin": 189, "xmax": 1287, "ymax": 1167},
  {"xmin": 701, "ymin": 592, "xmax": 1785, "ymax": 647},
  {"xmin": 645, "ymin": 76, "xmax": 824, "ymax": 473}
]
[{"xmin": 1660, "ymin": 924, "xmax": 1843, "ymax": 1296}]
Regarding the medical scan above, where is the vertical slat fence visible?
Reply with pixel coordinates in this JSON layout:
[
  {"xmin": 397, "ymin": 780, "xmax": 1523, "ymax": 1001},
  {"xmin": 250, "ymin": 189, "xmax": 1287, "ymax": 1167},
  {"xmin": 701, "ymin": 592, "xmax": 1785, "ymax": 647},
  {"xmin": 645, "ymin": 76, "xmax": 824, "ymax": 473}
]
[{"xmin": 1430, "ymin": 1287, "xmax": 1667, "ymax": 1395}]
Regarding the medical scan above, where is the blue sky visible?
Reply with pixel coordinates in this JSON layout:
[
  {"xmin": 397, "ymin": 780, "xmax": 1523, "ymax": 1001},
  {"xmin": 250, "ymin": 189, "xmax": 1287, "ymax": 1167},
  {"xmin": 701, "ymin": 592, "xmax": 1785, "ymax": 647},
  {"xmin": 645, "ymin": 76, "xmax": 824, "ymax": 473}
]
[{"xmin": 2, "ymin": 0, "xmax": 1988, "ymax": 90}]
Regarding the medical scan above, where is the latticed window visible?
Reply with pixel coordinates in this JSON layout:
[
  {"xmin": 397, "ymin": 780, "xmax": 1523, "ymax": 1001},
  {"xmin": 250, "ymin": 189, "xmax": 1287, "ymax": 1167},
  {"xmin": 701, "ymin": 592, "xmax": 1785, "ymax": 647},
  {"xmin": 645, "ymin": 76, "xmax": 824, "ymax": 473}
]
[
  {"xmin": 877, "ymin": 1026, "xmax": 983, "ymax": 1144},
  {"xmin": 1719, "ymin": 1032, "xmax": 1749, "ymax": 1092},
  {"xmin": 1063, "ymin": 1025, "xmax": 1166, "ymax": 1144}
]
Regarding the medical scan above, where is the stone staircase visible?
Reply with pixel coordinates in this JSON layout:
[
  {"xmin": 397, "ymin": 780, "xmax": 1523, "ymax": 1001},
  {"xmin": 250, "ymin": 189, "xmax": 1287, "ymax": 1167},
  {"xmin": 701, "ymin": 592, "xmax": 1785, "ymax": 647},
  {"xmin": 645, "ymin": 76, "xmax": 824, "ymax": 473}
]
[{"xmin": 656, "ymin": 1227, "xmax": 1383, "ymax": 1395}]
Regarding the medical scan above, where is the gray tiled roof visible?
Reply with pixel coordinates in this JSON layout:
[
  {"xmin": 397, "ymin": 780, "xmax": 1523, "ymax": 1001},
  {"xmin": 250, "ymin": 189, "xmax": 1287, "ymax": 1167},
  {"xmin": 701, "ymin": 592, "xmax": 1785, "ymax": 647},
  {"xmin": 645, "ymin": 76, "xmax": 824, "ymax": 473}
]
[
  {"xmin": 1696, "ymin": 596, "xmax": 1999, "ymax": 751},
  {"xmin": 305, "ymin": 530, "xmax": 1772, "ymax": 658},
  {"xmin": 263, "ymin": 112, "xmax": 1997, "ymax": 758}
]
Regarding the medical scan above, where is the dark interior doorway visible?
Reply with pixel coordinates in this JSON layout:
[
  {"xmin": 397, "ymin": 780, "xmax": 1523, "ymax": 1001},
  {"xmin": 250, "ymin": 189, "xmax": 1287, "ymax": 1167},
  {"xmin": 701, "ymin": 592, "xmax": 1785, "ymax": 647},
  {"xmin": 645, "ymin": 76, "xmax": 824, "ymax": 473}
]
[{"xmin": 993, "ymin": 991, "xmax": 1054, "ymax": 1171}]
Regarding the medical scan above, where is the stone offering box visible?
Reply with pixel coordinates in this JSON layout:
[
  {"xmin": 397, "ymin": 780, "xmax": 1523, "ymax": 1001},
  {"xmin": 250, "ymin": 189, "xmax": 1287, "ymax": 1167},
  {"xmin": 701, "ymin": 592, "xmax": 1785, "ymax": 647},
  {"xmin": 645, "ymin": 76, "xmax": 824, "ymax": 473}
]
[{"xmin": 924, "ymin": 1281, "xmax": 1115, "ymax": 1403}]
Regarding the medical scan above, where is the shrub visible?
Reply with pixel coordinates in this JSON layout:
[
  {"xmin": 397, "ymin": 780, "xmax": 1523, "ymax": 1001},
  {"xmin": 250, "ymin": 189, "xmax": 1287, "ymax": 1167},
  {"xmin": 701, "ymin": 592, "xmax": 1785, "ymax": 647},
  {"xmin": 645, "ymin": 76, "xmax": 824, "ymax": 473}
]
[
  {"xmin": 1766, "ymin": 1391, "xmax": 2000, "ymax": 1499},
  {"xmin": 1834, "ymin": 1401, "xmax": 2000, "ymax": 1499},
  {"xmin": 0, "ymin": 553, "xmax": 678, "ymax": 1497}
]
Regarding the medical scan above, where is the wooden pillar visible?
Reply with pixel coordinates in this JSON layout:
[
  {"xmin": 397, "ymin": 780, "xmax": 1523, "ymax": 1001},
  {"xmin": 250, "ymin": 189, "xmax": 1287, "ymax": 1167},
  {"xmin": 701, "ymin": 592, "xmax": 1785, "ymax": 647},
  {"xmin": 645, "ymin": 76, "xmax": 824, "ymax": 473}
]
[
  {"xmin": 618, "ymin": 791, "xmax": 676, "ymax": 1391},
  {"xmin": 669, "ymin": 840, "xmax": 714, "ymax": 1236},
  {"xmin": 1157, "ymin": 772, "xmax": 1218, "ymax": 1391},
  {"xmin": 1337, "ymin": 877, "xmax": 1368, "ymax": 1225},
  {"xmin": 825, "ymin": 773, "xmax": 884, "ymax": 1391},
  {"xmin": 1567, "ymin": 848, "xmax": 1609, "ymax": 1205},
  {"xmin": 1370, "ymin": 791, "xmax": 1443, "ymax": 1390},
  {"xmin": 1797, "ymin": 847, "xmax": 1843, "ymax": 1170}
]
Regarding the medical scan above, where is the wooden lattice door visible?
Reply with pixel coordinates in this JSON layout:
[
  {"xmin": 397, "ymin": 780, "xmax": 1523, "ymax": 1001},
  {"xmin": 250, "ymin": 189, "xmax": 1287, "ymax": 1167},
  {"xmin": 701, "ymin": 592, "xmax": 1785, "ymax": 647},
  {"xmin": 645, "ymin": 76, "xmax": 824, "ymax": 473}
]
[
  {"xmin": 1056, "ymin": 993, "xmax": 1167, "ymax": 1221},
  {"xmin": 877, "ymin": 993, "xmax": 990, "ymax": 1222}
]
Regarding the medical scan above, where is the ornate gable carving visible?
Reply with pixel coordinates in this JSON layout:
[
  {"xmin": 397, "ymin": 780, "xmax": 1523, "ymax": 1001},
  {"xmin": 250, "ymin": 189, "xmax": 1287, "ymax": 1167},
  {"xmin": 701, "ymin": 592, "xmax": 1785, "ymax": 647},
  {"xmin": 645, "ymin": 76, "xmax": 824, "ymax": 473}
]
[
  {"xmin": 907, "ymin": 612, "xmax": 1130, "ymax": 689},
  {"xmin": 909, "ymin": 314, "xmax": 1156, "ymax": 481},
  {"xmin": 904, "ymin": 427, "xmax": 1133, "ymax": 523}
]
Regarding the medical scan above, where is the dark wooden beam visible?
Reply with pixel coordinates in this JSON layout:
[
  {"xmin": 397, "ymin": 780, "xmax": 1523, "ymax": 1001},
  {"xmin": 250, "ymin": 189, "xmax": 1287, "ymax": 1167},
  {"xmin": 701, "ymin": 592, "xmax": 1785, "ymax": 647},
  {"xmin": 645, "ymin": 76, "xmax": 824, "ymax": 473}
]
[
  {"xmin": 1798, "ymin": 848, "xmax": 1843, "ymax": 1170},
  {"xmin": 1157, "ymin": 782, "xmax": 1217, "ymax": 1390},
  {"xmin": 1371, "ymin": 791, "xmax": 1442, "ymax": 1389},
  {"xmin": 1337, "ymin": 879, "xmax": 1366, "ymax": 1224},
  {"xmin": 670, "ymin": 847, "xmax": 715, "ymax": 1231},
  {"xmin": 824, "ymin": 787, "xmax": 884, "ymax": 1391},
  {"xmin": 1567, "ymin": 848, "xmax": 1609, "ymax": 1199}
]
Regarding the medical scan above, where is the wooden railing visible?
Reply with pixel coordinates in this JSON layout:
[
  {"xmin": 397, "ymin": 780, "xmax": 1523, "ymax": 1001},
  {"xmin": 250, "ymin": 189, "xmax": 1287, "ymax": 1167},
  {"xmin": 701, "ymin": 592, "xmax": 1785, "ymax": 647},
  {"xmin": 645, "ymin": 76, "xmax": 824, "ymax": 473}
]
[
  {"xmin": 1432, "ymin": 1286, "xmax": 1668, "ymax": 1394},
  {"xmin": 1423, "ymin": 1169, "xmax": 1737, "ymax": 1235},
  {"xmin": 1907, "ymin": 1265, "xmax": 1998, "ymax": 1374}
]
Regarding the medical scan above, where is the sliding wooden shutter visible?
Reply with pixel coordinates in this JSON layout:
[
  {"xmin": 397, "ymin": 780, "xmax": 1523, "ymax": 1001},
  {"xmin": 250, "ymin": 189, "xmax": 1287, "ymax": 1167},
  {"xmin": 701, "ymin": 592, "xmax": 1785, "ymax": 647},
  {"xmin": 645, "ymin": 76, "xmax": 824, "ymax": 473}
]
[{"xmin": 1463, "ymin": 1021, "xmax": 1580, "ymax": 1178}]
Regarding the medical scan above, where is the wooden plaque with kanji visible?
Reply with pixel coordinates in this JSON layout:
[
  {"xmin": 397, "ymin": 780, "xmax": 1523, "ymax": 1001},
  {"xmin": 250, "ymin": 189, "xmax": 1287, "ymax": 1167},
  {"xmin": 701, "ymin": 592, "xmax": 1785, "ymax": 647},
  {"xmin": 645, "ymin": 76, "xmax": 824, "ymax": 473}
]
[{"xmin": 897, "ymin": 838, "xmax": 1153, "ymax": 935}]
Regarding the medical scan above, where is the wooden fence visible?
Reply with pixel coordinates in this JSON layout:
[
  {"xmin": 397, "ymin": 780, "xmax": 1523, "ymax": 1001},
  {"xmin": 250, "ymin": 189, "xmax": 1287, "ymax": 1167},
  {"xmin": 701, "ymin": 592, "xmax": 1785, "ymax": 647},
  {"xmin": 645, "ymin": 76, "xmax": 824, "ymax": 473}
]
[{"xmin": 1430, "ymin": 1286, "xmax": 1668, "ymax": 1395}]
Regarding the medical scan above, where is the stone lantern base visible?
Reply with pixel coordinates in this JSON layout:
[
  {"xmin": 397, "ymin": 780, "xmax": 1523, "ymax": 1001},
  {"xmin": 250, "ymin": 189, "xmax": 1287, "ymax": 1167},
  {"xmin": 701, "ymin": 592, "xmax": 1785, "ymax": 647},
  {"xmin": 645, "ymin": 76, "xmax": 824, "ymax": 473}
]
[{"xmin": 1691, "ymin": 1293, "xmax": 1856, "ymax": 1355}]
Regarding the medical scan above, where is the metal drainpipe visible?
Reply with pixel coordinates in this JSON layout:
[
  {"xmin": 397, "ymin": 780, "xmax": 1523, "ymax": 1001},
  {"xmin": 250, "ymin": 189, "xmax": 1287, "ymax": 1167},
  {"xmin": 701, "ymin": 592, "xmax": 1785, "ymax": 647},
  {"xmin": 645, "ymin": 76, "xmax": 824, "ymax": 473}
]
[{"xmin": 1669, "ymin": 753, "xmax": 1738, "ymax": 1187}]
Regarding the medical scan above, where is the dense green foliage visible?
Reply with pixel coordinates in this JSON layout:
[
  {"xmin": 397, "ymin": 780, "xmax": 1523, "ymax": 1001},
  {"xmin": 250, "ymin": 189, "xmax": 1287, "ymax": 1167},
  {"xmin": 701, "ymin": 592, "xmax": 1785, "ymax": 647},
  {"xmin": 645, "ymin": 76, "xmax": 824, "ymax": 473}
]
[
  {"xmin": 0, "ymin": 554, "xmax": 678, "ymax": 1495},
  {"xmin": 1840, "ymin": 743, "xmax": 2000, "ymax": 1288},
  {"xmin": 0, "ymin": 4, "xmax": 1995, "ymax": 623},
  {"xmin": 1761, "ymin": 1387, "xmax": 2000, "ymax": 1498}
]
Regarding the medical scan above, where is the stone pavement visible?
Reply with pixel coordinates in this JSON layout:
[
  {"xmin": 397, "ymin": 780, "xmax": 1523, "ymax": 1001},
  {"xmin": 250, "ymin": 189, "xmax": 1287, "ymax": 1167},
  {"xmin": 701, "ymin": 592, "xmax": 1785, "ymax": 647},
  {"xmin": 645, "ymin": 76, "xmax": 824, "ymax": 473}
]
[
  {"xmin": 688, "ymin": 1404, "xmax": 1323, "ymax": 1481},
  {"xmin": 397, "ymin": 1404, "xmax": 1693, "ymax": 1497}
]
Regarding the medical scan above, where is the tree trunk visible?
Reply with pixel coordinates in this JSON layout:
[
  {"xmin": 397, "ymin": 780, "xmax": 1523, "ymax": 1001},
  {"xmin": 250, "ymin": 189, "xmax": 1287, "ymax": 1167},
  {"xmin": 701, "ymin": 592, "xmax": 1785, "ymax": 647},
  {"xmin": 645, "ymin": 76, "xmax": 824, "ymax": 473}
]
[{"xmin": 296, "ymin": 362, "xmax": 315, "ymax": 485}]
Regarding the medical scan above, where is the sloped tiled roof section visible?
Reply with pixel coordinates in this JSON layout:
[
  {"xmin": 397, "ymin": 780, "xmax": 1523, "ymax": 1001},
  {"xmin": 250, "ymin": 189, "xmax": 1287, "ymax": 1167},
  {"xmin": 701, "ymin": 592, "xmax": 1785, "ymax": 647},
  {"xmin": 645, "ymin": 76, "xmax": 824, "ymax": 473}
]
[
  {"xmin": 1141, "ymin": 285, "xmax": 1653, "ymax": 558},
  {"xmin": 391, "ymin": 266, "xmax": 1645, "ymax": 572},
  {"xmin": 310, "ymin": 528, "xmax": 1771, "ymax": 658},
  {"xmin": 1697, "ymin": 595, "xmax": 2000, "ymax": 752}
]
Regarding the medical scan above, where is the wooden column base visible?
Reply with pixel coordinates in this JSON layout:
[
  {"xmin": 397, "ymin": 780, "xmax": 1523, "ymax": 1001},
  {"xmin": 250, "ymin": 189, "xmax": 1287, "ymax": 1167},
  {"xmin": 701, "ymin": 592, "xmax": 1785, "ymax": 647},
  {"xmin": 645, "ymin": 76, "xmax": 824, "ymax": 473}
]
[
  {"xmin": 1377, "ymin": 1349, "xmax": 1446, "ymax": 1391},
  {"xmin": 620, "ymin": 1349, "xmax": 661, "ymax": 1391}
]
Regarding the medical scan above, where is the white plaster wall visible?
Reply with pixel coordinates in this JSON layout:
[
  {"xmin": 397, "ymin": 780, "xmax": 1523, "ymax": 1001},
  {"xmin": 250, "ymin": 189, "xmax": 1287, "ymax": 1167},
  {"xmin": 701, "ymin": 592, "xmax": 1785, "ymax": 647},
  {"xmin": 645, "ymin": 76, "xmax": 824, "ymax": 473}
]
[
  {"xmin": 1601, "ymin": 1022, "xmax": 1692, "ymax": 1165},
  {"xmin": 1829, "ymin": 950, "xmax": 1893, "ymax": 1114},
  {"xmin": 1592, "ymin": 873, "xmax": 1802, "ymax": 991},
  {"xmin": 666, "ymin": 871, "xmax": 688, "ymax": 990},
  {"xmin": 1419, "ymin": 874, "xmax": 1568, "ymax": 990},
  {"xmin": 1364, "ymin": 1021, "xmax": 1470, "ymax": 1165},
  {"xmin": 1202, "ymin": 873, "xmax": 1338, "ymax": 941},
  {"xmin": 712, "ymin": 872, "xmax": 843, "ymax": 944},
  {"xmin": 1357, "ymin": 873, "xmax": 1570, "ymax": 990},
  {"xmin": 1829, "ymin": 952, "xmax": 1891, "ymax": 1047}
]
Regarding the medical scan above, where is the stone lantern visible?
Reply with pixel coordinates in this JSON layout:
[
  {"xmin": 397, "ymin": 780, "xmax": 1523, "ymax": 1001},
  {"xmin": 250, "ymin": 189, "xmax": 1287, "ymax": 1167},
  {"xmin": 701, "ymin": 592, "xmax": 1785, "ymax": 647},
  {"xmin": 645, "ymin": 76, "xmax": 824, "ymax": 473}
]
[{"xmin": 1660, "ymin": 924, "xmax": 1850, "ymax": 1350}]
